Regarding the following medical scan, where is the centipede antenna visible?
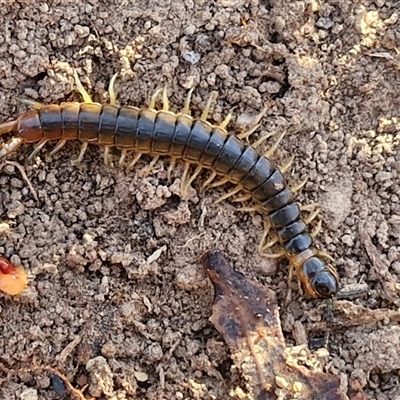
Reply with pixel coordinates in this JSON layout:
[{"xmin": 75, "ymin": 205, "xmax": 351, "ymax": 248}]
[
  {"xmin": 108, "ymin": 73, "xmax": 119, "ymax": 106},
  {"xmin": 162, "ymin": 86, "xmax": 170, "ymax": 111},
  {"xmin": 73, "ymin": 70, "xmax": 93, "ymax": 103},
  {"xmin": 323, "ymin": 297, "xmax": 334, "ymax": 348},
  {"xmin": 28, "ymin": 138, "xmax": 48, "ymax": 160},
  {"xmin": 213, "ymin": 186, "xmax": 242, "ymax": 204},
  {"xmin": 49, "ymin": 139, "xmax": 67, "ymax": 155},
  {"xmin": 148, "ymin": 88, "xmax": 163, "ymax": 110},
  {"xmin": 219, "ymin": 113, "xmax": 232, "ymax": 130},
  {"xmin": 182, "ymin": 87, "xmax": 195, "ymax": 116},
  {"xmin": 126, "ymin": 152, "xmax": 143, "ymax": 171},
  {"xmin": 0, "ymin": 120, "xmax": 17, "ymax": 135},
  {"xmin": 200, "ymin": 92, "xmax": 216, "ymax": 121},
  {"xmin": 263, "ymin": 130, "xmax": 286, "ymax": 158},
  {"xmin": 15, "ymin": 97, "xmax": 44, "ymax": 110},
  {"xmin": 75, "ymin": 142, "xmax": 88, "ymax": 163}
]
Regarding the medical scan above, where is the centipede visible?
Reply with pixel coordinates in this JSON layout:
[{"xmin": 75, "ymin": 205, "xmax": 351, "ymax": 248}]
[{"xmin": 0, "ymin": 71, "xmax": 339, "ymax": 299}]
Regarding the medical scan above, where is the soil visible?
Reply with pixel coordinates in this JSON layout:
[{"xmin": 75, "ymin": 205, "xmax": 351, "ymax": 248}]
[{"xmin": 0, "ymin": 0, "xmax": 399, "ymax": 399}]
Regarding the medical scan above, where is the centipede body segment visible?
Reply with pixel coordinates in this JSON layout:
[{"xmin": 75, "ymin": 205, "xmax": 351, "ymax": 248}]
[{"xmin": 0, "ymin": 72, "xmax": 339, "ymax": 298}]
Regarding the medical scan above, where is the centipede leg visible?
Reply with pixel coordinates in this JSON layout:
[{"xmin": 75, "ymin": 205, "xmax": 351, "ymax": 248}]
[
  {"xmin": 108, "ymin": 73, "xmax": 119, "ymax": 106},
  {"xmin": 75, "ymin": 142, "xmax": 88, "ymax": 163},
  {"xmin": 231, "ymin": 194, "xmax": 252, "ymax": 203},
  {"xmin": 201, "ymin": 171, "xmax": 217, "ymax": 192},
  {"xmin": 118, "ymin": 149, "xmax": 128, "ymax": 166},
  {"xmin": 148, "ymin": 88, "xmax": 163, "ymax": 110},
  {"xmin": 127, "ymin": 153, "xmax": 143, "ymax": 171},
  {"xmin": 181, "ymin": 87, "xmax": 195, "ymax": 116},
  {"xmin": 263, "ymin": 131, "xmax": 286, "ymax": 158},
  {"xmin": 179, "ymin": 162, "xmax": 192, "ymax": 197},
  {"xmin": 28, "ymin": 138, "xmax": 49, "ymax": 160},
  {"xmin": 200, "ymin": 92, "xmax": 216, "ymax": 121},
  {"xmin": 168, "ymin": 157, "xmax": 176, "ymax": 182},
  {"xmin": 291, "ymin": 178, "xmax": 308, "ymax": 193},
  {"xmin": 237, "ymin": 103, "xmax": 269, "ymax": 140},
  {"xmin": 218, "ymin": 113, "xmax": 232, "ymax": 130},
  {"xmin": 310, "ymin": 219, "xmax": 322, "ymax": 238},
  {"xmin": 142, "ymin": 155, "xmax": 159, "ymax": 176},
  {"xmin": 162, "ymin": 86, "xmax": 170, "ymax": 111},
  {"xmin": 213, "ymin": 186, "xmax": 242, "ymax": 204},
  {"xmin": 182, "ymin": 164, "xmax": 203, "ymax": 195},
  {"xmin": 103, "ymin": 146, "xmax": 112, "ymax": 167},
  {"xmin": 73, "ymin": 70, "xmax": 93, "ymax": 103},
  {"xmin": 280, "ymin": 156, "xmax": 295, "ymax": 174},
  {"xmin": 303, "ymin": 208, "xmax": 320, "ymax": 224},
  {"xmin": 50, "ymin": 139, "xmax": 67, "ymax": 155}
]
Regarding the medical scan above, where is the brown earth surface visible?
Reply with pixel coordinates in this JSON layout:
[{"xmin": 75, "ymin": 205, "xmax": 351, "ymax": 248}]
[{"xmin": 0, "ymin": 0, "xmax": 400, "ymax": 399}]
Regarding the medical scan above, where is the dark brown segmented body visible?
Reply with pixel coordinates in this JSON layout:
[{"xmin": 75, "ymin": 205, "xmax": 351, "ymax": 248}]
[{"xmin": 0, "ymin": 100, "xmax": 339, "ymax": 299}]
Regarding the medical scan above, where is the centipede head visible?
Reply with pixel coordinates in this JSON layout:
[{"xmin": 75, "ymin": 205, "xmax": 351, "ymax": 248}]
[{"xmin": 301, "ymin": 256, "xmax": 339, "ymax": 299}]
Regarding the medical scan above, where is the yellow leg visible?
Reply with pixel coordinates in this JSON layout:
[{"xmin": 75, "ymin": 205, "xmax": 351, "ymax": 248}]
[
  {"xmin": 200, "ymin": 92, "xmax": 216, "ymax": 121},
  {"xmin": 213, "ymin": 186, "xmax": 242, "ymax": 205},
  {"xmin": 50, "ymin": 139, "xmax": 67, "ymax": 155},
  {"xmin": 182, "ymin": 164, "xmax": 203, "ymax": 195},
  {"xmin": 75, "ymin": 142, "xmax": 88, "ymax": 163},
  {"xmin": 304, "ymin": 209, "xmax": 320, "ymax": 224},
  {"xmin": 236, "ymin": 205, "xmax": 263, "ymax": 213},
  {"xmin": 162, "ymin": 86, "xmax": 170, "ymax": 111},
  {"xmin": 73, "ymin": 70, "xmax": 93, "ymax": 103},
  {"xmin": 250, "ymin": 130, "xmax": 276, "ymax": 148},
  {"xmin": 291, "ymin": 178, "xmax": 308, "ymax": 193},
  {"xmin": 180, "ymin": 161, "xmax": 191, "ymax": 197},
  {"xmin": 258, "ymin": 220, "xmax": 271, "ymax": 253},
  {"xmin": 263, "ymin": 131, "xmax": 286, "ymax": 158},
  {"xmin": 118, "ymin": 149, "xmax": 128, "ymax": 166},
  {"xmin": 103, "ymin": 146, "xmax": 112, "ymax": 167},
  {"xmin": 237, "ymin": 103, "xmax": 269, "ymax": 140},
  {"xmin": 310, "ymin": 220, "xmax": 322, "ymax": 238},
  {"xmin": 168, "ymin": 157, "xmax": 176, "ymax": 182},
  {"xmin": 148, "ymin": 88, "xmax": 163, "ymax": 110},
  {"xmin": 300, "ymin": 202, "xmax": 319, "ymax": 212},
  {"xmin": 126, "ymin": 153, "xmax": 143, "ymax": 171},
  {"xmin": 108, "ymin": 73, "xmax": 119, "ymax": 106},
  {"xmin": 231, "ymin": 193, "xmax": 252, "ymax": 203},
  {"xmin": 28, "ymin": 139, "xmax": 48, "ymax": 160},
  {"xmin": 201, "ymin": 171, "xmax": 217, "ymax": 192},
  {"xmin": 181, "ymin": 87, "xmax": 195, "ymax": 116},
  {"xmin": 207, "ymin": 178, "xmax": 228, "ymax": 189},
  {"xmin": 15, "ymin": 97, "xmax": 44, "ymax": 110},
  {"xmin": 280, "ymin": 156, "xmax": 295, "ymax": 174},
  {"xmin": 219, "ymin": 113, "xmax": 232, "ymax": 130},
  {"xmin": 142, "ymin": 155, "xmax": 159, "ymax": 175}
]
